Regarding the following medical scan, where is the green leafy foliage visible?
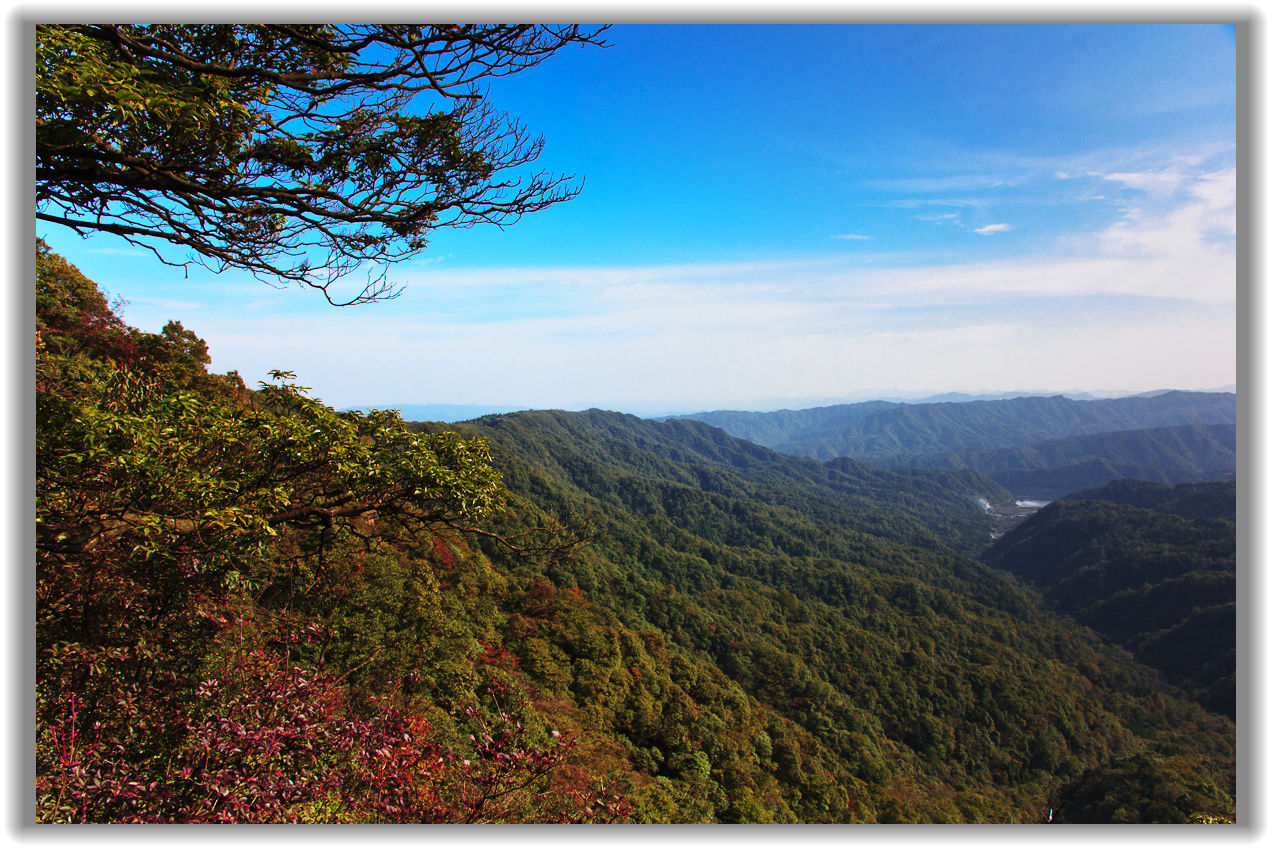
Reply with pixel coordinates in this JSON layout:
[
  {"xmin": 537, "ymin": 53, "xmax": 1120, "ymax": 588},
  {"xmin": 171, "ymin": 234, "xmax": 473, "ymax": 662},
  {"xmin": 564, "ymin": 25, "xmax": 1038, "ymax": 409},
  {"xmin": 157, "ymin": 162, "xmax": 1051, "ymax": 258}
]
[
  {"xmin": 1051, "ymin": 753, "xmax": 1234, "ymax": 823},
  {"xmin": 36, "ymin": 25, "xmax": 606, "ymax": 303},
  {"xmin": 36, "ymin": 244, "xmax": 628, "ymax": 823}
]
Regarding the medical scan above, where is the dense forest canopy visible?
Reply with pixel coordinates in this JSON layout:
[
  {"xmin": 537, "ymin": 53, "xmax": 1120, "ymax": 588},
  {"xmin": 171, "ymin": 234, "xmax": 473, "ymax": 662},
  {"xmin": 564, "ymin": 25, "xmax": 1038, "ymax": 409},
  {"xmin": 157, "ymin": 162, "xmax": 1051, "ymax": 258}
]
[
  {"xmin": 984, "ymin": 482, "xmax": 1237, "ymax": 719},
  {"xmin": 36, "ymin": 24, "xmax": 606, "ymax": 303},
  {"xmin": 37, "ymin": 243, "xmax": 622, "ymax": 822}
]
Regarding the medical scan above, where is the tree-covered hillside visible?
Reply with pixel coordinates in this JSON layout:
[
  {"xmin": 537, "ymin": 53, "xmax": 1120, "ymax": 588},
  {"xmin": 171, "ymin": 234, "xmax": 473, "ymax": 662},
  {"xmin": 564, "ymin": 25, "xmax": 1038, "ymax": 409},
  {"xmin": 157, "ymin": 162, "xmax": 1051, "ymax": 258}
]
[
  {"xmin": 450, "ymin": 408, "xmax": 1015, "ymax": 557},
  {"xmin": 1064, "ymin": 478, "xmax": 1237, "ymax": 521},
  {"xmin": 983, "ymin": 483, "xmax": 1236, "ymax": 719},
  {"xmin": 36, "ymin": 247, "xmax": 1237, "ymax": 823},
  {"xmin": 428, "ymin": 412, "xmax": 1237, "ymax": 822},
  {"xmin": 680, "ymin": 394, "xmax": 1237, "ymax": 465},
  {"xmin": 875, "ymin": 424, "xmax": 1236, "ymax": 499}
]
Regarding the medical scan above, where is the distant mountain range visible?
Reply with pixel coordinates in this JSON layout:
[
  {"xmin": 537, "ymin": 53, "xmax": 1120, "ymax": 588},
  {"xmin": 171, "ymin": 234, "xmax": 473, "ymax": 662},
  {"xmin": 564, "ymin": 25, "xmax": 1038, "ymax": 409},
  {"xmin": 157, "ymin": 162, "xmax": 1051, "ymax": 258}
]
[
  {"xmin": 676, "ymin": 391, "xmax": 1237, "ymax": 498},
  {"xmin": 677, "ymin": 391, "xmax": 1236, "ymax": 461},
  {"xmin": 873, "ymin": 423, "xmax": 1236, "ymax": 500},
  {"xmin": 353, "ymin": 386, "xmax": 1238, "ymax": 425},
  {"xmin": 380, "ymin": 392, "xmax": 1238, "ymax": 501},
  {"xmin": 349, "ymin": 402, "xmax": 533, "ymax": 422}
]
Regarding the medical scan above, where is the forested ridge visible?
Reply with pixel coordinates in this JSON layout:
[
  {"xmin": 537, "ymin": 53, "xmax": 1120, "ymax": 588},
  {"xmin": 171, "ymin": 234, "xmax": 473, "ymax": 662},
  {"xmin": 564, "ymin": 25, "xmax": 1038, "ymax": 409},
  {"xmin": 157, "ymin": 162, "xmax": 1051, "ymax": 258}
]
[
  {"xmin": 873, "ymin": 423, "xmax": 1235, "ymax": 499},
  {"xmin": 680, "ymin": 394, "xmax": 1237, "ymax": 466},
  {"xmin": 1064, "ymin": 479, "xmax": 1237, "ymax": 520},
  {"xmin": 36, "ymin": 246, "xmax": 1237, "ymax": 822}
]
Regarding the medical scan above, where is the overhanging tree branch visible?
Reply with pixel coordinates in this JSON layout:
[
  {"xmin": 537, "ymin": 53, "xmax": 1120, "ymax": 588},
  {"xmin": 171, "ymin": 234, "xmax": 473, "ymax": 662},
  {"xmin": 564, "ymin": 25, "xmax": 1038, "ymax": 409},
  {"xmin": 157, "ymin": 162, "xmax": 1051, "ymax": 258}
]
[{"xmin": 36, "ymin": 24, "xmax": 607, "ymax": 304}]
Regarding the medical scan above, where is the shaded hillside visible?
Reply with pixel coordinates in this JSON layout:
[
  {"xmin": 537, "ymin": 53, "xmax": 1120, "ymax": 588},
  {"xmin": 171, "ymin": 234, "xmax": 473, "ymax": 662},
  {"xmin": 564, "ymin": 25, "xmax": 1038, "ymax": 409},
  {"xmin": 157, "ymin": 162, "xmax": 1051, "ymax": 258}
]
[
  {"xmin": 874, "ymin": 424, "xmax": 1236, "ymax": 500},
  {"xmin": 673, "ymin": 401, "xmax": 896, "ymax": 453},
  {"xmin": 680, "ymin": 393, "xmax": 1236, "ymax": 464},
  {"xmin": 983, "ymin": 490, "xmax": 1235, "ymax": 719},
  {"xmin": 1064, "ymin": 478, "xmax": 1236, "ymax": 521},
  {"xmin": 451, "ymin": 409, "xmax": 1012, "ymax": 558}
]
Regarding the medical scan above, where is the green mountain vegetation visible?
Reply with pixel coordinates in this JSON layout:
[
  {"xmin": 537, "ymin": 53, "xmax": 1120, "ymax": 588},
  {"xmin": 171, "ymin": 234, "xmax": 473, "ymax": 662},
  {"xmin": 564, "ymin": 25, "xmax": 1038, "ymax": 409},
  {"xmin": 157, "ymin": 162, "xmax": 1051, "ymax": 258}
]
[
  {"xmin": 1064, "ymin": 478, "xmax": 1237, "ymax": 521},
  {"xmin": 874, "ymin": 424, "xmax": 1236, "ymax": 499},
  {"xmin": 679, "ymin": 394, "xmax": 1237, "ymax": 466},
  {"xmin": 449, "ymin": 407, "xmax": 1017, "ymax": 559},
  {"xmin": 36, "ymin": 247, "xmax": 1237, "ymax": 823},
  {"xmin": 983, "ymin": 482, "xmax": 1236, "ymax": 719}
]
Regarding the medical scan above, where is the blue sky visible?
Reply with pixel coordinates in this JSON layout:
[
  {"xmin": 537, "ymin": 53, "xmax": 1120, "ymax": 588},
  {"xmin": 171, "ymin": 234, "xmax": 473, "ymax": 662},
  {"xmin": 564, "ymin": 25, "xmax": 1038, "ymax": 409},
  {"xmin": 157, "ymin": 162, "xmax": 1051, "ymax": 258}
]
[{"xmin": 37, "ymin": 23, "xmax": 1238, "ymax": 416}]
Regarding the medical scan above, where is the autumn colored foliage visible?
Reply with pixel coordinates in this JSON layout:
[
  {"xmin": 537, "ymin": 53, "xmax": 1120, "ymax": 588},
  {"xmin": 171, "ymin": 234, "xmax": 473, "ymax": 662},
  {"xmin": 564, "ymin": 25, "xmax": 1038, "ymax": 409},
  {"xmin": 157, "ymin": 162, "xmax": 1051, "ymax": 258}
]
[{"xmin": 35, "ymin": 243, "xmax": 630, "ymax": 823}]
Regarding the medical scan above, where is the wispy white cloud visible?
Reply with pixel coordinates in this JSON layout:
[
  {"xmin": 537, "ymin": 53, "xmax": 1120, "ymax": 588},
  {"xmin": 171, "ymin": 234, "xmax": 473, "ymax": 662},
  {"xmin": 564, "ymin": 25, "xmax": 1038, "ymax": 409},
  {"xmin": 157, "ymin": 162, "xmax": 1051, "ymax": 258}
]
[
  {"xmin": 393, "ymin": 259, "xmax": 802, "ymax": 291},
  {"xmin": 882, "ymin": 196, "xmax": 996, "ymax": 210},
  {"xmin": 199, "ymin": 277, "xmax": 1232, "ymax": 412},
  {"xmin": 1101, "ymin": 168, "xmax": 1188, "ymax": 197},
  {"xmin": 860, "ymin": 142, "xmax": 1234, "ymax": 225},
  {"xmin": 1095, "ymin": 167, "xmax": 1235, "ymax": 261},
  {"xmin": 187, "ymin": 213, "xmax": 1234, "ymax": 411},
  {"xmin": 105, "ymin": 149, "xmax": 1236, "ymax": 411}
]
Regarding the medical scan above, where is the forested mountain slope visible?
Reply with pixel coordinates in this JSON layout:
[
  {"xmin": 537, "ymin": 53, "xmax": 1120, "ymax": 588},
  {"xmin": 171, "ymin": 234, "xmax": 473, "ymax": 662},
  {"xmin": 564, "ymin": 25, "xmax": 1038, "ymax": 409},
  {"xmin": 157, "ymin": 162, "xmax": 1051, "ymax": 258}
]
[
  {"xmin": 421, "ymin": 410, "xmax": 1238, "ymax": 822},
  {"xmin": 1064, "ymin": 478, "xmax": 1237, "ymax": 520},
  {"xmin": 679, "ymin": 393, "xmax": 1237, "ymax": 465},
  {"xmin": 873, "ymin": 423, "xmax": 1236, "ymax": 499},
  {"xmin": 983, "ymin": 483, "xmax": 1236, "ymax": 718},
  {"xmin": 37, "ymin": 247, "xmax": 1236, "ymax": 823},
  {"xmin": 451, "ymin": 409, "xmax": 1013, "ymax": 557}
]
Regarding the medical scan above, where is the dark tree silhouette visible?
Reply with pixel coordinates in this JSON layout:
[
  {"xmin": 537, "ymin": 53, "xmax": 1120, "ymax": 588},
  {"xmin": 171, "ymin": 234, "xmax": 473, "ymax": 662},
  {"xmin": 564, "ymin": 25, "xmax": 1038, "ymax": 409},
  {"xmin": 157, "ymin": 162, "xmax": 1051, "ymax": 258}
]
[{"xmin": 36, "ymin": 24, "xmax": 606, "ymax": 304}]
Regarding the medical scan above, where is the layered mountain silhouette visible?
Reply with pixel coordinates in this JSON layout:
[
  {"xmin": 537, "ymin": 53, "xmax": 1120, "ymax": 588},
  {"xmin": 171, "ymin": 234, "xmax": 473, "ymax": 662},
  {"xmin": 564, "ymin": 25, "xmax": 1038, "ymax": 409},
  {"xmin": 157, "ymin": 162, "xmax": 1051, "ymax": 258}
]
[{"xmin": 678, "ymin": 392, "xmax": 1236, "ymax": 498}]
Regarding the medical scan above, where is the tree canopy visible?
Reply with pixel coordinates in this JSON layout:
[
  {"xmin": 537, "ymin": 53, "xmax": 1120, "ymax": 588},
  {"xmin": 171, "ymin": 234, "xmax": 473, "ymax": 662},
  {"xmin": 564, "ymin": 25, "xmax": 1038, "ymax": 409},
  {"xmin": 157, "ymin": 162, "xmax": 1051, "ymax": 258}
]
[
  {"xmin": 36, "ymin": 243, "xmax": 634, "ymax": 822},
  {"xmin": 36, "ymin": 24, "xmax": 606, "ymax": 304}
]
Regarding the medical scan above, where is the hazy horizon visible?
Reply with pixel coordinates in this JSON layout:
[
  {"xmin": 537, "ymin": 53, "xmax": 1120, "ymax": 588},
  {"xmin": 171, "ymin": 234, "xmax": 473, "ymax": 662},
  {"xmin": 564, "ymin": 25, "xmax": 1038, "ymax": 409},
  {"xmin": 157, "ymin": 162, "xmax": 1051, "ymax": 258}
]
[{"xmin": 361, "ymin": 383, "xmax": 1239, "ymax": 423}]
